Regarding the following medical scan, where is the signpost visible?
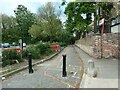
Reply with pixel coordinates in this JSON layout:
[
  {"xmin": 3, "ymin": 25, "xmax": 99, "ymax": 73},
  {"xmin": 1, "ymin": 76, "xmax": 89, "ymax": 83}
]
[
  {"xmin": 19, "ymin": 39, "xmax": 22, "ymax": 49},
  {"xmin": 19, "ymin": 39, "xmax": 23, "ymax": 58}
]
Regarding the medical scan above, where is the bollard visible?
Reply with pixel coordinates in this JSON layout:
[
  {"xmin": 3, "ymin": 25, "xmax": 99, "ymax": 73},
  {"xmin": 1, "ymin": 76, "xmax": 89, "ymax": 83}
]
[
  {"xmin": 88, "ymin": 60, "xmax": 95, "ymax": 70},
  {"xmin": 62, "ymin": 54, "xmax": 67, "ymax": 77},
  {"xmin": 28, "ymin": 53, "xmax": 33, "ymax": 74},
  {"xmin": 87, "ymin": 60, "xmax": 97, "ymax": 77}
]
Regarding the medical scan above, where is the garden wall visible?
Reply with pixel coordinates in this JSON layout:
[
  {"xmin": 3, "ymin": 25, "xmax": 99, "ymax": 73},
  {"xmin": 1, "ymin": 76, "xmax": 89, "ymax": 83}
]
[
  {"xmin": 76, "ymin": 33, "xmax": 120, "ymax": 59},
  {"xmin": 93, "ymin": 33, "xmax": 119, "ymax": 58}
]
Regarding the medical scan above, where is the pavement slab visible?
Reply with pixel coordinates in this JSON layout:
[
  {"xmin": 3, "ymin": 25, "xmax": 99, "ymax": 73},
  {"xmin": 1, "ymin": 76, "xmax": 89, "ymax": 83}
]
[{"xmin": 75, "ymin": 45, "xmax": 118, "ymax": 88}]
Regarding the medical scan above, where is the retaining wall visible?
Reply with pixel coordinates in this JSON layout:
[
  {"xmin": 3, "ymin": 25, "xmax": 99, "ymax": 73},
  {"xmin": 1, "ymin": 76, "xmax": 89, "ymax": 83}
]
[
  {"xmin": 93, "ymin": 33, "xmax": 119, "ymax": 58},
  {"xmin": 76, "ymin": 33, "xmax": 120, "ymax": 59}
]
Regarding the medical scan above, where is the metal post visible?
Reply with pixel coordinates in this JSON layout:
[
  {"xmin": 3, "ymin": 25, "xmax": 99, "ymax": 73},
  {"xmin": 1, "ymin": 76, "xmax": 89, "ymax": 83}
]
[
  {"xmin": 19, "ymin": 39, "xmax": 23, "ymax": 58},
  {"xmin": 101, "ymin": 32, "xmax": 103, "ymax": 59},
  {"xmin": 62, "ymin": 54, "xmax": 67, "ymax": 77},
  {"xmin": 28, "ymin": 53, "xmax": 33, "ymax": 73}
]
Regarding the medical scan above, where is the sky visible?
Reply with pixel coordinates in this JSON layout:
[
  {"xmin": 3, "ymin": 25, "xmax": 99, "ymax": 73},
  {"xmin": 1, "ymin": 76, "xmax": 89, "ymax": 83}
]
[
  {"xmin": 0, "ymin": 0, "xmax": 75, "ymax": 23},
  {"xmin": 0, "ymin": 0, "xmax": 95, "ymax": 23}
]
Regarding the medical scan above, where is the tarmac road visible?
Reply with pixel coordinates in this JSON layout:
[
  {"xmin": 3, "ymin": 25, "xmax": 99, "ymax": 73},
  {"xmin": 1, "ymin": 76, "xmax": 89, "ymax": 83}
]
[{"xmin": 2, "ymin": 45, "xmax": 82, "ymax": 88}]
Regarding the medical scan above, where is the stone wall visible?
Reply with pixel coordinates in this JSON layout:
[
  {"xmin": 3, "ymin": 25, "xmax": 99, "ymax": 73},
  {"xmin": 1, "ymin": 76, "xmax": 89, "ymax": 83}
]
[
  {"xmin": 76, "ymin": 33, "xmax": 120, "ymax": 59},
  {"xmin": 75, "ymin": 35, "xmax": 93, "ymax": 56},
  {"xmin": 93, "ymin": 33, "xmax": 119, "ymax": 58}
]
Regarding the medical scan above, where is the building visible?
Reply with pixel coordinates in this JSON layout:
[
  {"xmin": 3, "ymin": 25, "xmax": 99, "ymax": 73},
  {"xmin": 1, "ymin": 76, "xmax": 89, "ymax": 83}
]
[{"xmin": 111, "ymin": 1, "xmax": 120, "ymax": 33}]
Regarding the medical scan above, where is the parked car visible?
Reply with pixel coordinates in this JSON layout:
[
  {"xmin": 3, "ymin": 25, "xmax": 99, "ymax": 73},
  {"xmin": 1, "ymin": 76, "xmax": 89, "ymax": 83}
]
[
  {"xmin": 2, "ymin": 43, "xmax": 10, "ymax": 48},
  {"xmin": 11, "ymin": 42, "xmax": 17, "ymax": 46}
]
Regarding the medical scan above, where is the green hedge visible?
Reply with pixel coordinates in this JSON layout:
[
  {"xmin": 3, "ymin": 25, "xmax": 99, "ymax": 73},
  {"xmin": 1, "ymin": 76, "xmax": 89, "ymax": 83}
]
[
  {"xmin": 2, "ymin": 42, "xmax": 55, "ymax": 67},
  {"xmin": 36, "ymin": 42, "xmax": 50, "ymax": 54},
  {"xmin": 59, "ymin": 42, "xmax": 67, "ymax": 47},
  {"xmin": 23, "ymin": 45, "xmax": 40, "ymax": 59},
  {"xmin": 23, "ymin": 42, "xmax": 54, "ymax": 59},
  {"xmin": 2, "ymin": 50, "xmax": 23, "ymax": 67},
  {"xmin": 51, "ymin": 42, "xmax": 67, "ymax": 47}
]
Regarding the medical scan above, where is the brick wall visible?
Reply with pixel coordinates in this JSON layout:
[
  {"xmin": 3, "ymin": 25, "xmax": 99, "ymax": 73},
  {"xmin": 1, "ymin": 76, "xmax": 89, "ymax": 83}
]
[
  {"xmin": 76, "ymin": 33, "xmax": 120, "ymax": 59},
  {"xmin": 93, "ymin": 33, "xmax": 119, "ymax": 58}
]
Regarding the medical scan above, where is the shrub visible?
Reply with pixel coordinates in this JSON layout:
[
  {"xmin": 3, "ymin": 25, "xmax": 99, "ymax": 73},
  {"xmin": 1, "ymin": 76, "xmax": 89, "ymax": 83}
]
[
  {"xmin": 22, "ymin": 49, "xmax": 29, "ymax": 58},
  {"xmin": 59, "ymin": 42, "xmax": 67, "ymax": 47},
  {"xmin": 51, "ymin": 42, "xmax": 67, "ymax": 47},
  {"xmin": 24, "ymin": 45, "xmax": 40, "ymax": 59},
  {"xmin": 36, "ymin": 42, "xmax": 50, "ymax": 55},
  {"xmin": 2, "ymin": 60, "xmax": 10, "ymax": 67},
  {"xmin": 23, "ymin": 42, "xmax": 53, "ymax": 59},
  {"xmin": 45, "ymin": 48, "xmax": 54, "ymax": 55},
  {"xmin": 2, "ymin": 49, "xmax": 22, "ymax": 67},
  {"xmin": 3, "ymin": 50, "xmax": 21, "ymax": 59},
  {"xmin": 2, "ymin": 42, "xmax": 56, "ymax": 67}
]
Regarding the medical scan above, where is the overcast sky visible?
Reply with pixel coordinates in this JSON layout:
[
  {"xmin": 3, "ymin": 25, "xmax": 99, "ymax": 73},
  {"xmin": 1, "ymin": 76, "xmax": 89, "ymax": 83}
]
[
  {"xmin": 0, "ymin": 0, "xmax": 96, "ymax": 23},
  {"xmin": 0, "ymin": 0, "xmax": 76, "ymax": 23}
]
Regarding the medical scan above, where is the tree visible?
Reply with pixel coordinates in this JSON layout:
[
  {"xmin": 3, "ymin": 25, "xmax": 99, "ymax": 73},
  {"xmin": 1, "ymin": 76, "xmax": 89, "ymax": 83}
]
[
  {"xmin": 60, "ymin": 30, "xmax": 76, "ymax": 44},
  {"xmin": 2, "ymin": 28, "xmax": 22, "ymax": 43},
  {"xmin": 1, "ymin": 14, "xmax": 22, "ymax": 43},
  {"xmin": 97, "ymin": 2, "xmax": 114, "ymax": 32},
  {"xmin": 64, "ymin": 2, "xmax": 95, "ymax": 39},
  {"xmin": 1, "ymin": 14, "xmax": 16, "ymax": 30},
  {"xmin": 14, "ymin": 5, "xmax": 35, "ymax": 43},
  {"xmin": 28, "ymin": 24, "xmax": 43, "ymax": 39},
  {"xmin": 36, "ymin": 2, "xmax": 63, "ymax": 42}
]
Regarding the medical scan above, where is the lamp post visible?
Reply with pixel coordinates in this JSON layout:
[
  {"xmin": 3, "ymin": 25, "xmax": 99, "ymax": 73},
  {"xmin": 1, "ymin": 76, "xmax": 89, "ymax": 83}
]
[
  {"xmin": 98, "ymin": 5, "xmax": 103, "ymax": 59},
  {"xmin": 96, "ymin": 3, "xmax": 102, "ymax": 59}
]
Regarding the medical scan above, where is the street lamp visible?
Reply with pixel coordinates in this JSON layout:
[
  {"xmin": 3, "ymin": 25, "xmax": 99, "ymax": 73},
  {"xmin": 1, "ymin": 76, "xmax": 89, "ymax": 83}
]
[{"xmin": 96, "ymin": 3, "xmax": 103, "ymax": 59}]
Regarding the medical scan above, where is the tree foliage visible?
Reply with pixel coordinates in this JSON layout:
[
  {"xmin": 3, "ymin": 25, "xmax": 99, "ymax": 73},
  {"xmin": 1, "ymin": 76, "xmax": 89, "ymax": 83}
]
[
  {"xmin": 29, "ymin": 2, "xmax": 63, "ymax": 42},
  {"xmin": 14, "ymin": 5, "xmax": 35, "ymax": 43},
  {"xmin": 2, "ymin": 28, "xmax": 22, "ymax": 43},
  {"xmin": 1, "ymin": 14, "xmax": 22, "ymax": 43},
  {"xmin": 64, "ymin": 2, "xmax": 95, "ymax": 39},
  {"xmin": 28, "ymin": 24, "xmax": 43, "ymax": 39},
  {"xmin": 97, "ymin": 2, "xmax": 114, "ymax": 32},
  {"xmin": 1, "ymin": 14, "xmax": 16, "ymax": 30}
]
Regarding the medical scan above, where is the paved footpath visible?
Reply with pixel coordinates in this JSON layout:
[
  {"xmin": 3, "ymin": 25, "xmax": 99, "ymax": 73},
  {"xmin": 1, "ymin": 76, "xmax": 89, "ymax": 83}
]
[
  {"xmin": 2, "ymin": 45, "xmax": 82, "ymax": 88},
  {"xmin": 75, "ymin": 45, "xmax": 118, "ymax": 88}
]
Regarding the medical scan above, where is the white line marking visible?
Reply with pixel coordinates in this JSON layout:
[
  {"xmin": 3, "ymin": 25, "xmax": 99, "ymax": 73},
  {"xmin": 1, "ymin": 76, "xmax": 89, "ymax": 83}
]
[
  {"xmin": 72, "ymin": 76, "xmax": 80, "ymax": 79},
  {"xmin": 69, "ymin": 65, "xmax": 79, "ymax": 68},
  {"xmin": 73, "ymin": 72, "xmax": 77, "ymax": 76}
]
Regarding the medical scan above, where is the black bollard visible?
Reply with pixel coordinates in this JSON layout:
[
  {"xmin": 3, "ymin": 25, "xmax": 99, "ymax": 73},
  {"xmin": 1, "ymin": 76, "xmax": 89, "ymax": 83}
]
[
  {"xmin": 28, "ymin": 53, "xmax": 33, "ymax": 73},
  {"xmin": 62, "ymin": 54, "xmax": 67, "ymax": 77}
]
